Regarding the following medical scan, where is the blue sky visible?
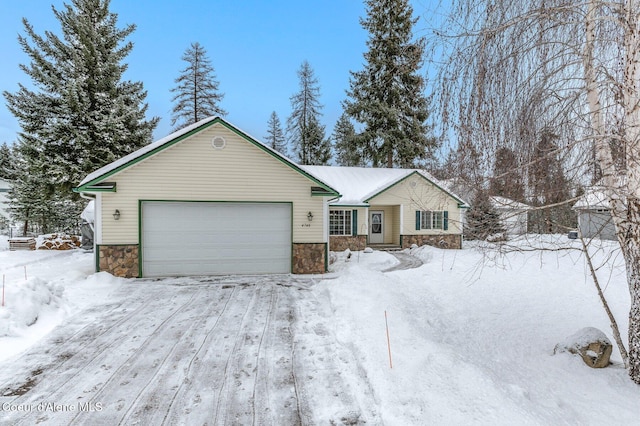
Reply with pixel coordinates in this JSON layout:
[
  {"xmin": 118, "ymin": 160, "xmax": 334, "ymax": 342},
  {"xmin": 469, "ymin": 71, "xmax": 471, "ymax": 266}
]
[{"xmin": 0, "ymin": 0, "xmax": 438, "ymax": 146}]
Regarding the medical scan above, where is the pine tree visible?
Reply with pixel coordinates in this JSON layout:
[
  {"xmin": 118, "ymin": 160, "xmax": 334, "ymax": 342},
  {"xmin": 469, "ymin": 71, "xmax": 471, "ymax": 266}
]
[
  {"xmin": 344, "ymin": 0, "xmax": 436, "ymax": 168},
  {"xmin": 287, "ymin": 61, "xmax": 330, "ymax": 165},
  {"xmin": 465, "ymin": 190, "xmax": 505, "ymax": 240},
  {"xmin": 333, "ymin": 113, "xmax": 362, "ymax": 166},
  {"xmin": 0, "ymin": 143, "xmax": 15, "ymax": 181},
  {"xmin": 489, "ymin": 147, "xmax": 525, "ymax": 201},
  {"xmin": 171, "ymin": 42, "xmax": 226, "ymax": 130},
  {"xmin": 304, "ymin": 116, "xmax": 331, "ymax": 166},
  {"xmin": 3, "ymin": 0, "xmax": 158, "ymax": 205},
  {"xmin": 264, "ymin": 111, "xmax": 287, "ymax": 156},
  {"xmin": 7, "ymin": 137, "xmax": 49, "ymax": 235},
  {"xmin": 529, "ymin": 131, "xmax": 572, "ymax": 233}
]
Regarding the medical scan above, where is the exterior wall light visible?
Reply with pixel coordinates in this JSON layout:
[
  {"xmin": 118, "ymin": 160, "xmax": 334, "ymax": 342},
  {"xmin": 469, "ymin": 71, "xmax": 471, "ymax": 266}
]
[
  {"xmin": 113, "ymin": 209, "xmax": 121, "ymax": 220},
  {"xmin": 307, "ymin": 211, "xmax": 313, "ymax": 222}
]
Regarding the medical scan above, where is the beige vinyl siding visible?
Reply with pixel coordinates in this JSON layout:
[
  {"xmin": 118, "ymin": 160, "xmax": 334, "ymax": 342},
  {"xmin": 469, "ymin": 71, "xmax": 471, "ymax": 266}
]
[
  {"xmin": 391, "ymin": 205, "xmax": 401, "ymax": 243},
  {"xmin": 99, "ymin": 123, "xmax": 325, "ymax": 244},
  {"xmin": 368, "ymin": 176, "xmax": 463, "ymax": 236}
]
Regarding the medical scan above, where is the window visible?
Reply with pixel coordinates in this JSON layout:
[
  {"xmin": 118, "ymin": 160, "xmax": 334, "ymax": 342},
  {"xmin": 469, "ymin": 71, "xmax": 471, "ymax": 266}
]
[
  {"xmin": 418, "ymin": 210, "xmax": 445, "ymax": 230},
  {"xmin": 330, "ymin": 210, "xmax": 352, "ymax": 235}
]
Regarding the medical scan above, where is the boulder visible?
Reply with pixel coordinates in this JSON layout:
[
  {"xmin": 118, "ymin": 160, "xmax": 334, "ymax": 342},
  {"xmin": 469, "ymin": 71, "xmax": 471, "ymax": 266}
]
[{"xmin": 554, "ymin": 327, "xmax": 613, "ymax": 368}]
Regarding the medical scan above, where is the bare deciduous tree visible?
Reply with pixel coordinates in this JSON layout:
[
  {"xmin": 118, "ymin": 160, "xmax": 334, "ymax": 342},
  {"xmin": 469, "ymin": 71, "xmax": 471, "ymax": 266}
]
[{"xmin": 429, "ymin": 0, "xmax": 640, "ymax": 383}]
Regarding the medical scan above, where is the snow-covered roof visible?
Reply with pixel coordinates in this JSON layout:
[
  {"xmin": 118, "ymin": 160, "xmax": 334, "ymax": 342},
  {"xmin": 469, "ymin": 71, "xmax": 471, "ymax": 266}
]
[
  {"xmin": 301, "ymin": 165, "xmax": 469, "ymax": 207},
  {"xmin": 573, "ymin": 186, "xmax": 611, "ymax": 210},
  {"xmin": 489, "ymin": 196, "xmax": 530, "ymax": 211}
]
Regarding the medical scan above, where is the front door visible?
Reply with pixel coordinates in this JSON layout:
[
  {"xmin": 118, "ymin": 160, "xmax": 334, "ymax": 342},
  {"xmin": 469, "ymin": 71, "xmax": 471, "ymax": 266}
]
[{"xmin": 370, "ymin": 211, "xmax": 384, "ymax": 244}]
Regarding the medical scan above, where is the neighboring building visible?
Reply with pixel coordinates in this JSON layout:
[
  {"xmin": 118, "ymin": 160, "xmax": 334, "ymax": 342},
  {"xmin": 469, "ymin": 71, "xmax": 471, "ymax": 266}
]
[
  {"xmin": 303, "ymin": 166, "xmax": 469, "ymax": 252},
  {"xmin": 75, "ymin": 117, "xmax": 468, "ymax": 278},
  {"xmin": 572, "ymin": 186, "xmax": 616, "ymax": 240},
  {"xmin": 489, "ymin": 196, "xmax": 530, "ymax": 235},
  {"xmin": 0, "ymin": 178, "xmax": 10, "ymax": 222}
]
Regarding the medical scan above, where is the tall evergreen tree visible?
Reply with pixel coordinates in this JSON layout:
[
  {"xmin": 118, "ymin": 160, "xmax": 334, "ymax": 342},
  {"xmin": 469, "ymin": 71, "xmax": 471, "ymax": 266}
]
[
  {"xmin": 3, "ymin": 0, "xmax": 158, "ymax": 203},
  {"xmin": 287, "ymin": 61, "xmax": 331, "ymax": 165},
  {"xmin": 344, "ymin": 0, "xmax": 436, "ymax": 168},
  {"xmin": 529, "ymin": 131, "xmax": 572, "ymax": 233},
  {"xmin": 489, "ymin": 147, "xmax": 525, "ymax": 201},
  {"xmin": 264, "ymin": 111, "xmax": 287, "ymax": 156},
  {"xmin": 332, "ymin": 113, "xmax": 362, "ymax": 166},
  {"xmin": 0, "ymin": 142, "xmax": 15, "ymax": 181},
  {"xmin": 171, "ymin": 42, "xmax": 226, "ymax": 130},
  {"xmin": 303, "ymin": 116, "xmax": 331, "ymax": 165}
]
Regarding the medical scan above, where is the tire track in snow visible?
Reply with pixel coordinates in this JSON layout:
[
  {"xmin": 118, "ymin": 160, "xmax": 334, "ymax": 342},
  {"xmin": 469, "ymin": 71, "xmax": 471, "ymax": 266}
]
[
  {"xmin": 65, "ymin": 287, "xmax": 207, "ymax": 425},
  {"xmin": 216, "ymin": 283, "xmax": 275, "ymax": 425},
  {"xmin": 3, "ymin": 286, "xmax": 204, "ymax": 426},
  {"xmin": 161, "ymin": 282, "xmax": 258, "ymax": 425},
  {"xmin": 0, "ymin": 294, "xmax": 155, "ymax": 406},
  {"xmin": 159, "ymin": 283, "xmax": 239, "ymax": 424},
  {"xmin": 119, "ymin": 285, "xmax": 237, "ymax": 425}
]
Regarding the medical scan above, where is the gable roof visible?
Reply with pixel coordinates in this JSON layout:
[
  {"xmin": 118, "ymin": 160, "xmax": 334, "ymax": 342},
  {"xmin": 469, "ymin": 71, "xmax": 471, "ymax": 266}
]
[
  {"xmin": 301, "ymin": 165, "xmax": 469, "ymax": 207},
  {"xmin": 75, "ymin": 116, "xmax": 339, "ymax": 196}
]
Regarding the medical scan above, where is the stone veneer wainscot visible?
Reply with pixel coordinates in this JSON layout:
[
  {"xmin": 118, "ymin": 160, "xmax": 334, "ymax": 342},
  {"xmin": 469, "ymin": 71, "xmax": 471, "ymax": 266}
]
[
  {"xmin": 402, "ymin": 234, "xmax": 462, "ymax": 250},
  {"xmin": 329, "ymin": 235, "xmax": 367, "ymax": 252},
  {"xmin": 98, "ymin": 244, "xmax": 139, "ymax": 278},
  {"xmin": 292, "ymin": 243, "xmax": 326, "ymax": 274}
]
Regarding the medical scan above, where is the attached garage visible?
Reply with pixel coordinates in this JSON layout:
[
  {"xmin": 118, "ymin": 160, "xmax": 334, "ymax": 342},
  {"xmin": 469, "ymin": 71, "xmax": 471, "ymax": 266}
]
[
  {"xmin": 75, "ymin": 117, "xmax": 339, "ymax": 278},
  {"xmin": 141, "ymin": 201, "xmax": 292, "ymax": 277}
]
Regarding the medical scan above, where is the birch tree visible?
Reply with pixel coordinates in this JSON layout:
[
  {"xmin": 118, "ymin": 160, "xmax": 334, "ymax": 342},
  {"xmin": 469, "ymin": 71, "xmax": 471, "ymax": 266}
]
[{"xmin": 430, "ymin": 0, "xmax": 640, "ymax": 383}]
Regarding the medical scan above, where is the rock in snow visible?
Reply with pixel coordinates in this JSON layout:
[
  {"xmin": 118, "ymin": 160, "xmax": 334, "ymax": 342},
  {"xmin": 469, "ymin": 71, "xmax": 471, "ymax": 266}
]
[{"xmin": 554, "ymin": 327, "xmax": 613, "ymax": 368}]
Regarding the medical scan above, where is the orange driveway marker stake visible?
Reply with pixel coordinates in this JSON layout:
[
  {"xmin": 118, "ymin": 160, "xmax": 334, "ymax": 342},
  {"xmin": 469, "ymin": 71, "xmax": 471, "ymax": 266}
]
[{"xmin": 385, "ymin": 310, "xmax": 393, "ymax": 369}]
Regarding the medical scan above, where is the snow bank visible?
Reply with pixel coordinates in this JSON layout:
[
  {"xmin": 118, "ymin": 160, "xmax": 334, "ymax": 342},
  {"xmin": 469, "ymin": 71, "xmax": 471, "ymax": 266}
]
[
  {"xmin": 0, "ymin": 277, "xmax": 66, "ymax": 337},
  {"xmin": 319, "ymin": 235, "xmax": 637, "ymax": 425},
  {"xmin": 0, "ymin": 251, "xmax": 125, "ymax": 361}
]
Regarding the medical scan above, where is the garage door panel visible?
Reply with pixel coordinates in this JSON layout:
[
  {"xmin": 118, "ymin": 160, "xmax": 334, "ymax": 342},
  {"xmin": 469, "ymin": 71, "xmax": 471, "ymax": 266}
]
[{"xmin": 142, "ymin": 202, "xmax": 291, "ymax": 277}]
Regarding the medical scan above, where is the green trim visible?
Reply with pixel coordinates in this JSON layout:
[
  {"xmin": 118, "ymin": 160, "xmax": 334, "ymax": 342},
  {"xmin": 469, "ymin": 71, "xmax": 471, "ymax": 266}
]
[
  {"xmin": 138, "ymin": 200, "xmax": 143, "ymax": 277},
  {"xmin": 95, "ymin": 245, "xmax": 101, "ymax": 272},
  {"xmin": 311, "ymin": 186, "xmax": 335, "ymax": 196},
  {"xmin": 325, "ymin": 242, "xmax": 329, "ymax": 273},
  {"xmin": 328, "ymin": 203, "xmax": 369, "ymax": 208},
  {"xmin": 73, "ymin": 182, "xmax": 116, "ymax": 193},
  {"xmin": 352, "ymin": 210, "xmax": 358, "ymax": 236},
  {"xmin": 365, "ymin": 170, "xmax": 468, "ymax": 208},
  {"xmin": 138, "ymin": 199, "xmax": 294, "ymax": 277},
  {"xmin": 75, "ymin": 117, "xmax": 340, "ymax": 197},
  {"xmin": 443, "ymin": 210, "xmax": 449, "ymax": 231},
  {"xmin": 415, "ymin": 210, "xmax": 421, "ymax": 231},
  {"xmin": 400, "ymin": 235, "xmax": 403, "ymax": 247}
]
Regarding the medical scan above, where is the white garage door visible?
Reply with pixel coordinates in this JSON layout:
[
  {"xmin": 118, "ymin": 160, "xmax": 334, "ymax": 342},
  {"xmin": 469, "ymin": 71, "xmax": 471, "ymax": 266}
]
[{"xmin": 142, "ymin": 201, "xmax": 291, "ymax": 277}]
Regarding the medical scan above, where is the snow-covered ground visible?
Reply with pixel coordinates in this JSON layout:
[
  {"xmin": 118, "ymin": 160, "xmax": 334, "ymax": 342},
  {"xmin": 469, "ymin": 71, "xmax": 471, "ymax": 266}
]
[{"xmin": 0, "ymin": 234, "xmax": 638, "ymax": 424}]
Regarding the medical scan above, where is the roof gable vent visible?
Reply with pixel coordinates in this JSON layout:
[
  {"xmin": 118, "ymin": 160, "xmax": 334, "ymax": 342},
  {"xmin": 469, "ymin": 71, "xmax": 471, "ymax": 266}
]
[{"xmin": 212, "ymin": 136, "xmax": 226, "ymax": 149}]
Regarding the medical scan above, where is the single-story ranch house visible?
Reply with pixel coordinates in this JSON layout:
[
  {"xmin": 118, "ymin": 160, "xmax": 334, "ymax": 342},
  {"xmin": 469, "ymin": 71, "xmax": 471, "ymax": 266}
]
[{"xmin": 75, "ymin": 117, "xmax": 468, "ymax": 278}]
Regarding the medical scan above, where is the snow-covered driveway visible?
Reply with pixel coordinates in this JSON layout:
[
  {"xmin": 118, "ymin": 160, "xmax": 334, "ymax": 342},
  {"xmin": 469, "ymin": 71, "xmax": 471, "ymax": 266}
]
[{"xmin": 0, "ymin": 275, "xmax": 372, "ymax": 425}]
